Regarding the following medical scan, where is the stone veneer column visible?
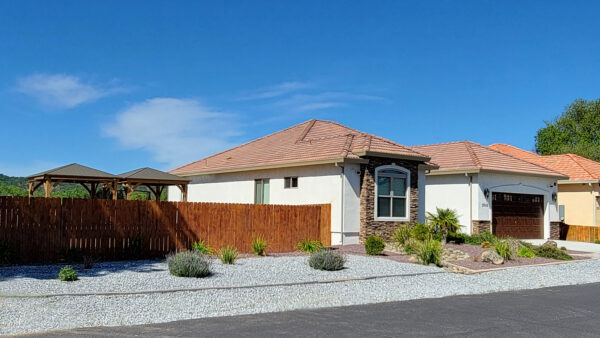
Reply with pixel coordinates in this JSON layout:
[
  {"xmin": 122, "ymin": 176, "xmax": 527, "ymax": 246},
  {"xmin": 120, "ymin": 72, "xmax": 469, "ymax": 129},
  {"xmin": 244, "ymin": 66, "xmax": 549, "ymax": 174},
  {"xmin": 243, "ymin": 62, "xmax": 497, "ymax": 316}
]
[
  {"xmin": 359, "ymin": 157, "xmax": 420, "ymax": 243},
  {"xmin": 550, "ymin": 221, "xmax": 561, "ymax": 240},
  {"xmin": 472, "ymin": 220, "xmax": 491, "ymax": 234}
]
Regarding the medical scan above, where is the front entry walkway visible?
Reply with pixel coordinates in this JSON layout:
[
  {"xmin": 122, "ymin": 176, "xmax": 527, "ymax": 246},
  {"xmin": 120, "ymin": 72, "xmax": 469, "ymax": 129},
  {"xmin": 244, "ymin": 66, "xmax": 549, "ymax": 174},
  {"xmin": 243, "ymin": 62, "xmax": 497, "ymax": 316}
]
[{"xmin": 523, "ymin": 239, "xmax": 600, "ymax": 254}]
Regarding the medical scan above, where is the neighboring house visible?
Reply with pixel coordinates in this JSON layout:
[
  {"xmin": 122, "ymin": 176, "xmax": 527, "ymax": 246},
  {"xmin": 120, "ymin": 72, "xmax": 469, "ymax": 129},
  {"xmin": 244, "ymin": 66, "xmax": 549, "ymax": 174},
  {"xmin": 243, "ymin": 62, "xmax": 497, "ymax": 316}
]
[
  {"xmin": 168, "ymin": 119, "xmax": 435, "ymax": 245},
  {"xmin": 489, "ymin": 144, "xmax": 600, "ymax": 227},
  {"xmin": 411, "ymin": 141, "xmax": 567, "ymax": 239}
]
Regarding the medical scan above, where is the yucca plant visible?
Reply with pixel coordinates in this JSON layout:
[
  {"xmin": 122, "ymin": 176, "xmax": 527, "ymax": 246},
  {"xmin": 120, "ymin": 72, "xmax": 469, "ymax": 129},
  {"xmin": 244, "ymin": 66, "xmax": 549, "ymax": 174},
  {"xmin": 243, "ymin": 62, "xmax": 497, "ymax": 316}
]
[
  {"xmin": 296, "ymin": 239, "xmax": 324, "ymax": 253},
  {"xmin": 393, "ymin": 225, "xmax": 411, "ymax": 246},
  {"xmin": 251, "ymin": 235, "xmax": 268, "ymax": 256},
  {"xmin": 192, "ymin": 240, "xmax": 214, "ymax": 255},
  {"xmin": 219, "ymin": 246, "xmax": 238, "ymax": 264},
  {"xmin": 416, "ymin": 239, "xmax": 442, "ymax": 266}
]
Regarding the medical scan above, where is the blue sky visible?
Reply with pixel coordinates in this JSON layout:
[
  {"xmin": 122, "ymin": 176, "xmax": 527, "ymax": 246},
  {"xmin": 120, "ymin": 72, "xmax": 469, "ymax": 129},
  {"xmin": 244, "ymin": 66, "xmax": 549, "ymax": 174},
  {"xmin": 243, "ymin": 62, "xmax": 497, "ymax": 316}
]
[{"xmin": 1, "ymin": 0, "xmax": 599, "ymax": 176}]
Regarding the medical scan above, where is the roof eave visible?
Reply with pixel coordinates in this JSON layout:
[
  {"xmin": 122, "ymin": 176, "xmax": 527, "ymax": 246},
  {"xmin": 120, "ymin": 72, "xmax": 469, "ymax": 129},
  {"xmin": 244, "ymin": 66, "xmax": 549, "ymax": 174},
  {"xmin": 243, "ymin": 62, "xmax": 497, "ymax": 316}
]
[
  {"xmin": 353, "ymin": 150, "xmax": 431, "ymax": 162},
  {"xmin": 172, "ymin": 157, "xmax": 357, "ymax": 177},
  {"xmin": 557, "ymin": 179, "xmax": 600, "ymax": 184},
  {"xmin": 425, "ymin": 169, "xmax": 481, "ymax": 176}
]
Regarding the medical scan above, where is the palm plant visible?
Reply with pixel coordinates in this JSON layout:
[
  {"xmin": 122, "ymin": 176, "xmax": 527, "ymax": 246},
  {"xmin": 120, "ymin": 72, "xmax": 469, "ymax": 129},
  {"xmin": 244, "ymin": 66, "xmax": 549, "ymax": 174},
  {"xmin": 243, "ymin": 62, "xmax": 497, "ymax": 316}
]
[{"xmin": 426, "ymin": 208, "xmax": 460, "ymax": 239}]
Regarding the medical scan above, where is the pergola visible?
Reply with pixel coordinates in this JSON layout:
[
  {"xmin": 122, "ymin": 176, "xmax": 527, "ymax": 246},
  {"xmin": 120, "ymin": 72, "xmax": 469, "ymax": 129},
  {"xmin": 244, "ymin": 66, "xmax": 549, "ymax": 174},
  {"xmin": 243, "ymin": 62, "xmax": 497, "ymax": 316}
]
[
  {"xmin": 119, "ymin": 167, "xmax": 190, "ymax": 201},
  {"xmin": 28, "ymin": 164, "xmax": 190, "ymax": 201},
  {"xmin": 28, "ymin": 163, "xmax": 119, "ymax": 199}
]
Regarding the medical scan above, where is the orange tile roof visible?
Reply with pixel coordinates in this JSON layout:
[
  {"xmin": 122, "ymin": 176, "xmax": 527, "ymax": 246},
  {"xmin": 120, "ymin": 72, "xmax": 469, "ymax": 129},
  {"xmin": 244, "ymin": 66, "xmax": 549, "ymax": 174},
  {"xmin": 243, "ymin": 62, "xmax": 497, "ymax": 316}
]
[
  {"xmin": 411, "ymin": 141, "xmax": 565, "ymax": 178},
  {"xmin": 171, "ymin": 119, "xmax": 431, "ymax": 175},
  {"xmin": 489, "ymin": 143, "xmax": 600, "ymax": 181}
]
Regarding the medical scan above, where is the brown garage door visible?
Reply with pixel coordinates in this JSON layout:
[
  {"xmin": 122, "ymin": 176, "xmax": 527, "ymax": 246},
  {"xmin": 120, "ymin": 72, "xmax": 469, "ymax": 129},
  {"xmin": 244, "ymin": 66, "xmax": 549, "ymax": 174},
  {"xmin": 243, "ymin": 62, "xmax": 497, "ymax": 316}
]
[{"xmin": 492, "ymin": 192, "xmax": 544, "ymax": 239}]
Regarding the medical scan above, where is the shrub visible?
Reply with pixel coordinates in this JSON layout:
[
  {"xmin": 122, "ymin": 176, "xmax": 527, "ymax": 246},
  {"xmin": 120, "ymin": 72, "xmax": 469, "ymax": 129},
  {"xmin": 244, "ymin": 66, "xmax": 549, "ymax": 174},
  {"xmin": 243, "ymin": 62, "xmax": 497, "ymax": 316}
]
[
  {"xmin": 595, "ymin": 239, "xmax": 600, "ymax": 244},
  {"xmin": 534, "ymin": 245, "xmax": 573, "ymax": 261},
  {"xmin": 393, "ymin": 225, "xmax": 411, "ymax": 246},
  {"xmin": 403, "ymin": 238, "xmax": 421, "ymax": 255},
  {"xmin": 410, "ymin": 223, "xmax": 432, "ymax": 241},
  {"xmin": 251, "ymin": 235, "xmax": 268, "ymax": 256},
  {"xmin": 481, "ymin": 241, "xmax": 491, "ymax": 248},
  {"xmin": 219, "ymin": 246, "xmax": 238, "ymax": 264},
  {"xmin": 560, "ymin": 246, "xmax": 567, "ymax": 251},
  {"xmin": 192, "ymin": 240, "xmax": 213, "ymax": 255},
  {"xmin": 426, "ymin": 208, "xmax": 460, "ymax": 234},
  {"xmin": 416, "ymin": 239, "xmax": 442, "ymax": 266},
  {"xmin": 167, "ymin": 251, "xmax": 212, "ymax": 278},
  {"xmin": 473, "ymin": 256, "xmax": 479, "ymax": 262},
  {"xmin": 494, "ymin": 240, "xmax": 513, "ymax": 260},
  {"xmin": 518, "ymin": 246, "xmax": 535, "ymax": 258},
  {"xmin": 308, "ymin": 249, "xmax": 346, "ymax": 271},
  {"xmin": 296, "ymin": 239, "xmax": 324, "ymax": 253},
  {"xmin": 365, "ymin": 235, "xmax": 385, "ymax": 255},
  {"xmin": 446, "ymin": 232, "xmax": 465, "ymax": 244},
  {"xmin": 464, "ymin": 231, "xmax": 496, "ymax": 246},
  {"xmin": 58, "ymin": 266, "xmax": 78, "ymax": 281}
]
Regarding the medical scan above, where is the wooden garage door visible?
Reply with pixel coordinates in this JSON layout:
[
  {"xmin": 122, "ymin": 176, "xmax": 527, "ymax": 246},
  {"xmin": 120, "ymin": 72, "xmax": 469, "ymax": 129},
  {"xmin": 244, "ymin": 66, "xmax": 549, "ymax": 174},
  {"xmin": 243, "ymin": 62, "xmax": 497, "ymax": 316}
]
[{"xmin": 492, "ymin": 192, "xmax": 544, "ymax": 239}]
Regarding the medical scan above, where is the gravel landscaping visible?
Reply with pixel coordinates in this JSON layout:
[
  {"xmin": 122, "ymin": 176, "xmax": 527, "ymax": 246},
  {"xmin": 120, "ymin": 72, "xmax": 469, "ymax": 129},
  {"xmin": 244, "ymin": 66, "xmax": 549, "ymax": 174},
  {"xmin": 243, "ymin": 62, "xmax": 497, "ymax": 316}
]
[{"xmin": 1, "ymin": 253, "xmax": 600, "ymax": 335}]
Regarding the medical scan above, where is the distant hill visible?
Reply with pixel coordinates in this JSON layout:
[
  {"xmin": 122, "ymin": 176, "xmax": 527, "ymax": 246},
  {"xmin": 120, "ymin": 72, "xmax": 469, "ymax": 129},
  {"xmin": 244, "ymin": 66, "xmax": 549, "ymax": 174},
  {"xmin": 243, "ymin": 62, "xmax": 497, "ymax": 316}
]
[{"xmin": 0, "ymin": 174, "xmax": 28, "ymax": 189}]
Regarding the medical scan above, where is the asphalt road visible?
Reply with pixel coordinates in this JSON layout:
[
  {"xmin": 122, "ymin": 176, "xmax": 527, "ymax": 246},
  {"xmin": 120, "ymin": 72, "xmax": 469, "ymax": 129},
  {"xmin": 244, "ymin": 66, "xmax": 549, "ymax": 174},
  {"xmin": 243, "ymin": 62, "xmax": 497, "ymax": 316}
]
[{"xmin": 27, "ymin": 283, "xmax": 600, "ymax": 337}]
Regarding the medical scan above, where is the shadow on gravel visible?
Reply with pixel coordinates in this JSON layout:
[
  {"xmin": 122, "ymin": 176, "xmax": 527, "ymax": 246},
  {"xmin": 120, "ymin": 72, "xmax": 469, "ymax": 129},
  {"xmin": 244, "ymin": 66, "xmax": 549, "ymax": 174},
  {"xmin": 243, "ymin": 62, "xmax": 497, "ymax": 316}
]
[{"xmin": 0, "ymin": 260, "xmax": 166, "ymax": 281}]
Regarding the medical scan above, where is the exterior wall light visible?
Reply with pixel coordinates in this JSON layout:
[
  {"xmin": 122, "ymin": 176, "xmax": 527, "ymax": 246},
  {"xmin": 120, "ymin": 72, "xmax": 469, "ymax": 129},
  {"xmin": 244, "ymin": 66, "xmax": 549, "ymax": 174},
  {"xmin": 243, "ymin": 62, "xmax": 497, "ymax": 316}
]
[{"xmin": 484, "ymin": 188, "xmax": 490, "ymax": 199}]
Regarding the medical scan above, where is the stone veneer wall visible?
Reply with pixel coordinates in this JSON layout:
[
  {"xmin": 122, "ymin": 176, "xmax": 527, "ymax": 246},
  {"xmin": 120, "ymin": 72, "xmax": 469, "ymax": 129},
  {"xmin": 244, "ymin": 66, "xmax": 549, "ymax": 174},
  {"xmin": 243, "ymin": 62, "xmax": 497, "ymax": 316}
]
[
  {"xmin": 472, "ymin": 220, "xmax": 491, "ymax": 234},
  {"xmin": 550, "ymin": 221, "xmax": 561, "ymax": 240},
  {"xmin": 359, "ymin": 157, "xmax": 420, "ymax": 242}
]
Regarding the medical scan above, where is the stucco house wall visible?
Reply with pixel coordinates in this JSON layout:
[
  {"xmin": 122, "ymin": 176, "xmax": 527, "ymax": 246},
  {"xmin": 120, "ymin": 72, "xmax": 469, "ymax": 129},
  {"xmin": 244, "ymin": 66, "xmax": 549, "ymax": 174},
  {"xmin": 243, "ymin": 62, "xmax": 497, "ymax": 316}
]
[
  {"xmin": 424, "ymin": 174, "xmax": 476, "ymax": 234},
  {"xmin": 558, "ymin": 183, "xmax": 600, "ymax": 226},
  {"xmin": 168, "ymin": 164, "xmax": 363, "ymax": 245}
]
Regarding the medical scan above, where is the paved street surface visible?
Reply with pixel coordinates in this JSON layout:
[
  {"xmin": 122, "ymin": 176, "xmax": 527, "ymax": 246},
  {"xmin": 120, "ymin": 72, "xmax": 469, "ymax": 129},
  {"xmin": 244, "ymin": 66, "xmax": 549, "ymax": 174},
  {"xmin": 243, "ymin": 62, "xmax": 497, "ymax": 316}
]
[{"xmin": 27, "ymin": 283, "xmax": 600, "ymax": 337}]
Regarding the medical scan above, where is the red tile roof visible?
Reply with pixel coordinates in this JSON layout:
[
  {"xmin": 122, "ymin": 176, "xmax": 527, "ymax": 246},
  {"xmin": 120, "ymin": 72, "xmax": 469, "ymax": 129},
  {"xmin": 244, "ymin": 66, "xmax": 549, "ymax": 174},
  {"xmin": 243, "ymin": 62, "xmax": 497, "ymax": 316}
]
[
  {"xmin": 411, "ymin": 141, "xmax": 565, "ymax": 178},
  {"xmin": 171, "ymin": 120, "xmax": 431, "ymax": 175},
  {"xmin": 489, "ymin": 143, "xmax": 600, "ymax": 181}
]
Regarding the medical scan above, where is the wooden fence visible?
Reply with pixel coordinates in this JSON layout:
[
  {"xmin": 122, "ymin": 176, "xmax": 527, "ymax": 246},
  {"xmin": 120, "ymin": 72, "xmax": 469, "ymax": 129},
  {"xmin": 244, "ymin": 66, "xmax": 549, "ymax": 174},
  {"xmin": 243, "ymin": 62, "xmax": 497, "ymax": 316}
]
[
  {"xmin": 0, "ymin": 196, "xmax": 331, "ymax": 264},
  {"xmin": 560, "ymin": 224, "xmax": 600, "ymax": 242}
]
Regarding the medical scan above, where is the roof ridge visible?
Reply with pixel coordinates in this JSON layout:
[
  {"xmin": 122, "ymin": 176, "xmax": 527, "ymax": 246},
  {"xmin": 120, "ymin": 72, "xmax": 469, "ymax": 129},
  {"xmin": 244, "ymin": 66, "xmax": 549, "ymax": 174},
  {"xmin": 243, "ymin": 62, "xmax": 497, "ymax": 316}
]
[
  {"xmin": 484, "ymin": 144, "xmax": 565, "ymax": 176},
  {"xmin": 489, "ymin": 143, "xmax": 541, "ymax": 156},
  {"xmin": 169, "ymin": 119, "xmax": 315, "ymax": 172},
  {"xmin": 566, "ymin": 154, "xmax": 596, "ymax": 178},
  {"xmin": 342, "ymin": 134, "xmax": 355, "ymax": 157},
  {"xmin": 464, "ymin": 142, "xmax": 482, "ymax": 167},
  {"xmin": 295, "ymin": 119, "xmax": 317, "ymax": 143},
  {"xmin": 412, "ymin": 140, "xmax": 475, "ymax": 148}
]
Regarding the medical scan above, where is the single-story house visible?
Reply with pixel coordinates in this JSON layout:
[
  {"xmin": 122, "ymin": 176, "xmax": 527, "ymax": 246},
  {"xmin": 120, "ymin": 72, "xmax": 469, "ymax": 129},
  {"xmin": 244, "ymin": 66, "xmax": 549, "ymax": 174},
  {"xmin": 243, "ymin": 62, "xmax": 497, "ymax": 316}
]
[
  {"xmin": 168, "ymin": 119, "xmax": 436, "ymax": 245},
  {"xmin": 489, "ymin": 144, "xmax": 600, "ymax": 227},
  {"xmin": 411, "ymin": 141, "xmax": 567, "ymax": 239}
]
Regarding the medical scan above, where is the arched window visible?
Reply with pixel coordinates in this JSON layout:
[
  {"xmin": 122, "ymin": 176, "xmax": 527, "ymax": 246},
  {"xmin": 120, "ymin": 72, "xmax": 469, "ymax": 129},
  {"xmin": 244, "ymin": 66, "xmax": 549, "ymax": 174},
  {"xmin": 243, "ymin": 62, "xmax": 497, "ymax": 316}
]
[{"xmin": 375, "ymin": 166, "xmax": 410, "ymax": 220}]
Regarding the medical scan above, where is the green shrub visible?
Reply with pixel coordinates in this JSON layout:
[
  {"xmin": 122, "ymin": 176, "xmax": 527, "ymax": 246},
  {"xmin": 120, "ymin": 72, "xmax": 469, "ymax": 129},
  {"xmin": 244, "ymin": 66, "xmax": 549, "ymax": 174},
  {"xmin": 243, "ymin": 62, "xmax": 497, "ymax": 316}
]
[
  {"xmin": 403, "ymin": 238, "xmax": 421, "ymax": 255},
  {"xmin": 410, "ymin": 223, "xmax": 432, "ymax": 241},
  {"xmin": 595, "ymin": 239, "xmax": 600, "ymax": 244},
  {"xmin": 446, "ymin": 232, "xmax": 465, "ymax": 244},
  {"xmin": 494, "ymin": 240, "xmax": 513, "ymax": 260},
  {"xmin": 365, "ymin": 235, "xmax": 385, "ymax": 255},
  {"xmin": 167, "ymin": 251, "xmax": 212, "ymax": 278},
  {"xmin": 308, "ymin": 249, "xmax": 346, "ymax": 271},
  {"xmin": 416, "ymin": 239, "xmax": 442, "ymax": 266},
  {"xmin": 464, "ymin": 231, "xmax": 496, "ymax": 246},
  {"xmin": 192, "ymin": 240, "xmax": 213, "ymax": 255},
  {"xmin": 393, "ymin": 225, "xmax": 411, "ymax": 246},
  {"xmin": 518, "ymin": 246, "xmax": 535, "ymax": 258},
  {"xmin": 426, "ymin": 208, "xmax": 460, "ymax": 234},
  {"xmin": 0, "ymin": 240, "xmax": 15, "ymax": 265},
  {"xmin": 58, "ymin": 266, "xmax": 78, "ymax": 281},
  {"xmin": 481, "ymin": 241, "xmax": 491, "ymax": 248},
  {"xmin": 219, "ymin": 246, "xmax": 238, "ymax": 264},
  {"xmin": 296, "ymin": 239, "xmax": 324, "ymax": 253},
  {"xmin": 251, "ymin": 235, "xmax": 268, "ymax": 256},
  {"xmin": 534, "ymin": 245, "xmax": 573, "ymax": 261}
]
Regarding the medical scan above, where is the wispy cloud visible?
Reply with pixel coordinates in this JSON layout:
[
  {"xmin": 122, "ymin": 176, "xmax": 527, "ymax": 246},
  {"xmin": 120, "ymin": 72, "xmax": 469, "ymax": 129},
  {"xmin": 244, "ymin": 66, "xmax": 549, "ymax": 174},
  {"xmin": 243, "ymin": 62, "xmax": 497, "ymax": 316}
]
[
  {"xmin": 270, "ymin": 91, "xmax": 383, "ymax": 112},
  {"xmin": 237, "ymin": 81, "xmax": 312, "ymax": 100},
  {"xmin": 103, "ymin": 98, "xmax": 239, "ymax": 169},
  {"xmin": 16, "ymin": 73, "xmax": 127, "ymax": 108}
]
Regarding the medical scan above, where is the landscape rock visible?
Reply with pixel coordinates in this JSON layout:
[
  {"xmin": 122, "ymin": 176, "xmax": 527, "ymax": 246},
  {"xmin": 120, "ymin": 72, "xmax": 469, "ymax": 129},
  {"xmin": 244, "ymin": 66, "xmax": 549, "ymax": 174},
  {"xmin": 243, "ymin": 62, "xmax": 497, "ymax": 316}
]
[
  {"xmin": 481, "ymin": 250, "xmax": 504, "ymax": 265},
  {"xmin": 543, "ymin": 240, "xmax": 558, "ymax": 248}
]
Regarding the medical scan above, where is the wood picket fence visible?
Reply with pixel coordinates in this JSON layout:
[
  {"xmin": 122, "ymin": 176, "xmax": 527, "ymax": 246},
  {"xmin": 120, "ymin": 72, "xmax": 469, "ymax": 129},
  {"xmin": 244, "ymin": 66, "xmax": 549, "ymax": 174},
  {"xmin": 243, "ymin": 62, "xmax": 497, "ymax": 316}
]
[
  {"xmin": 0, "ymin": 196, "xmax": 331, "ymax": 264},
  {"xmin": 560, "ymin": 223, "xmax": 600, "ymax": 243}
]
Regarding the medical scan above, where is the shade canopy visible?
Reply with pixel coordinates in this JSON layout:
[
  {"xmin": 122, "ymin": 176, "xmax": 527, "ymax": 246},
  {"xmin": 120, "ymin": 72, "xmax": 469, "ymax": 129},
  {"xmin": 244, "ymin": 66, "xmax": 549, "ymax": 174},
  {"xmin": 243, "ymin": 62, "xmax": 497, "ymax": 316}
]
[{"xmin": 27, "ymin": 164, "xmax": 189, "ymax": 201}]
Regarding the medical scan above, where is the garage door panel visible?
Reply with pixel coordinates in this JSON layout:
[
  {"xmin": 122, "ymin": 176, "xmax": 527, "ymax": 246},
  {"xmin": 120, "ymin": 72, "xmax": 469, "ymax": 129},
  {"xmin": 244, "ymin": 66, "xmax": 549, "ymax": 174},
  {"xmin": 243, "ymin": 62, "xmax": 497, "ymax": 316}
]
[{"xmin": 492, "ymin": 192, "xmax": 543, "ymax": 239}]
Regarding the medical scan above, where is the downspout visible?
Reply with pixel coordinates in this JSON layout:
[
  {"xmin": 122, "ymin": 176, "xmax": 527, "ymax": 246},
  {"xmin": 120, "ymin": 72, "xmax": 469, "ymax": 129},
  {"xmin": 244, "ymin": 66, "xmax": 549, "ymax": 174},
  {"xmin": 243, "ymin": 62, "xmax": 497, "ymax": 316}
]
[
  {"xmin": 339, "ymin": 164, "xmax": 345, "ymax": 245},
  {"xmin": 467, "ymin": 173, "xmax": 473, "ymax": 234}
]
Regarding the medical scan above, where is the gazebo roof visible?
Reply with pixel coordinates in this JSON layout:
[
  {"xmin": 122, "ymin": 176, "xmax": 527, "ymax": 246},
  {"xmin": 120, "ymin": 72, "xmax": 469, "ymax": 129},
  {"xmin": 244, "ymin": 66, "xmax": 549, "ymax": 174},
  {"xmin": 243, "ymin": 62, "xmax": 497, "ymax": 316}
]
[
  {"xmin": 28, "ymin": 163, "xmax": 118, "ymax": 180},
  {"xmin": 119, "ymin": 167, "xmax": 190, "ymax": 183}
]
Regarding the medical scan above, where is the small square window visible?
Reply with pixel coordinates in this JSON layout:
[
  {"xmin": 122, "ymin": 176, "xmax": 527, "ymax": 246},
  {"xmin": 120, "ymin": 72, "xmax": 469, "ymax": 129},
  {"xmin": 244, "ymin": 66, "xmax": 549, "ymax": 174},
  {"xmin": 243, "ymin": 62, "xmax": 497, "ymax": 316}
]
[{"xmin": 284, "ymin": 177, "xmax": 298, "ymax": 189}]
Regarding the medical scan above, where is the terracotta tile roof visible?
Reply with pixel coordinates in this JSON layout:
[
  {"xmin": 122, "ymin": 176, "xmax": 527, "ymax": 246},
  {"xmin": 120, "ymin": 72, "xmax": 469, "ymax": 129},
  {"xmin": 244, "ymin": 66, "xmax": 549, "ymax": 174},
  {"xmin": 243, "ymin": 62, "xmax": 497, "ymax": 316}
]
[
  {"xmin": 171, "ymin": 119, "xmax": 431, "ymax": 175},
  {"xmin": 489, "ymin": 143, "xmax": 600, "ymax": 181},
  {"xmin": 411, "ymin": 141, "xmax": 565, "ymax": 178}
]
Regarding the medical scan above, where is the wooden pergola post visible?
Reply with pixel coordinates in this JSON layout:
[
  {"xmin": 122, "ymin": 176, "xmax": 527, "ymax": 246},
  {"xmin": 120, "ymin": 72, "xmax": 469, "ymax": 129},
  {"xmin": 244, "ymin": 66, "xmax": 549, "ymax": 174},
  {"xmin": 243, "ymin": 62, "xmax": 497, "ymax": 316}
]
[
  {"xmin": 43, "ymin": 177, "xmax": 53, "ymax": 197},
  {"xmin": 177, "ymin": 184, "xmax": 188, "ymax": 202}
]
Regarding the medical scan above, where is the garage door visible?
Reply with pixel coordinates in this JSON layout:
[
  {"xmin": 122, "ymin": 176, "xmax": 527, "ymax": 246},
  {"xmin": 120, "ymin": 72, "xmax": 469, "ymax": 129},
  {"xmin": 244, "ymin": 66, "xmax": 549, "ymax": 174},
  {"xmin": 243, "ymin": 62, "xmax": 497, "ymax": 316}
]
[{"xmin": 492, "ymin": 192, "xmax": 544, "ymax": 239}]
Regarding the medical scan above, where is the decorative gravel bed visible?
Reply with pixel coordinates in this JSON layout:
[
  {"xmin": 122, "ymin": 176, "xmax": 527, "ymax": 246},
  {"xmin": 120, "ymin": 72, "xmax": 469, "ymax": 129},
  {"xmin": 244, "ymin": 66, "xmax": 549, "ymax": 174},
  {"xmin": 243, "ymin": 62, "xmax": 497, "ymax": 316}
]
[
  {"xmin": 0, "ymin": 254, "xmax": 439, "ymax": 297},
  {"xmin": 1, "ymin": 256, "xmax": 600, "ymax": 335},
  {"xmin": 443, "ymin": 243, "xmax": 590, "ymax": 270}
]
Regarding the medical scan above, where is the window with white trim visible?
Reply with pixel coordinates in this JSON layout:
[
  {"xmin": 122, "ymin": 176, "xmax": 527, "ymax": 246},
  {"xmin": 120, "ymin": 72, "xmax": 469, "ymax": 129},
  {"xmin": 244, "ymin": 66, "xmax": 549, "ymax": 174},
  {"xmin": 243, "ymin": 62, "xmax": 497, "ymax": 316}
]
[{"xmin": 375, "ymin": 167, "xmax": 409, "ymax": 219}]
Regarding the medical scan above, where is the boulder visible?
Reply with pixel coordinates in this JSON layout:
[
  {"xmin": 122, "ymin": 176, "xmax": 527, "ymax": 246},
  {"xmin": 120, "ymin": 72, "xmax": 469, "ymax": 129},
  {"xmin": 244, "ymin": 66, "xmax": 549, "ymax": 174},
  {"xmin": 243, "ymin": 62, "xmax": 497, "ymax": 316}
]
[
  {"xmin": 481, "ymin": 250, "xmax": 504, "ymax": 265},
  {"xmin": 542, "ymin": 240, "xmax": 558, "ymax": 248},
  {"xmin": 408, "ymin": 255, "xmax": 419, "ymax": 263},
  {"xmin": 505, "ymin": 239, "xmax": 523, "ymax": 258}
]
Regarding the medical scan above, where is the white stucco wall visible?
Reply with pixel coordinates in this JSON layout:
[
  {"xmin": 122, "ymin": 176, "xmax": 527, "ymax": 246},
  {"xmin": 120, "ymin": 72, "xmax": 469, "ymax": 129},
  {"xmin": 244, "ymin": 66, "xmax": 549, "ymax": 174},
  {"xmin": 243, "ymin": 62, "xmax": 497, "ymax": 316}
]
[
  {"xmin": 424, "ymin": 174, "xmax": 474, "ymax": 234},
  {"xmin": 168, "ymin": 164, "xmax": 362, "ymax": 245},
  {"xmin": 476, "ymin": 172, "xmax": 559, "ymax": 239}
]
